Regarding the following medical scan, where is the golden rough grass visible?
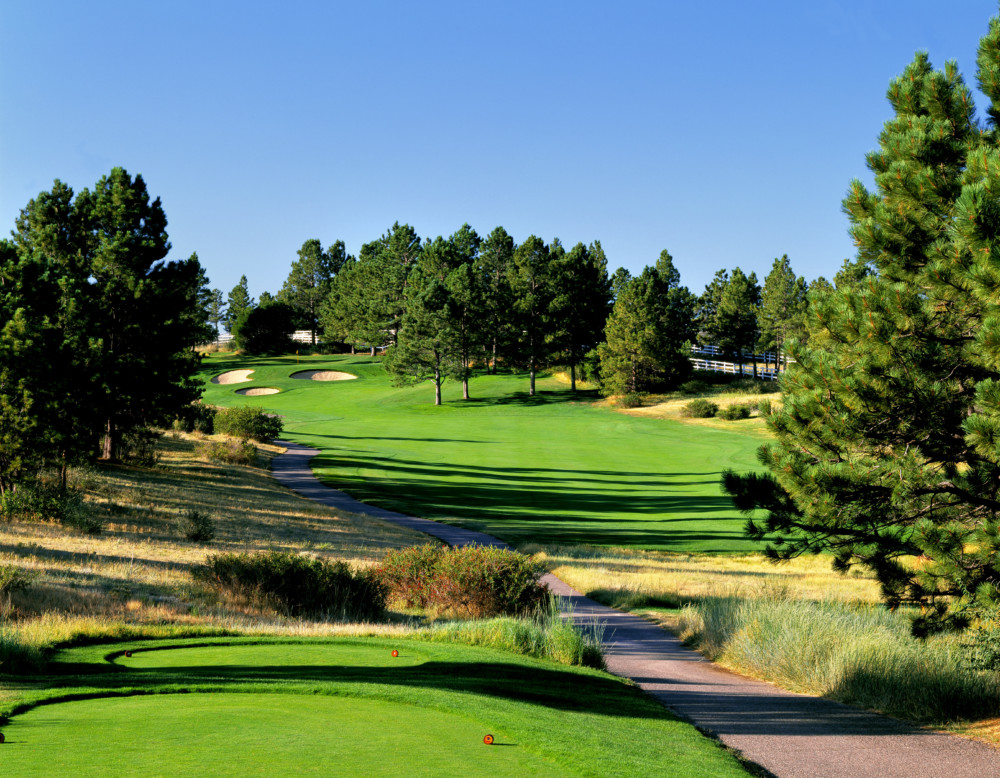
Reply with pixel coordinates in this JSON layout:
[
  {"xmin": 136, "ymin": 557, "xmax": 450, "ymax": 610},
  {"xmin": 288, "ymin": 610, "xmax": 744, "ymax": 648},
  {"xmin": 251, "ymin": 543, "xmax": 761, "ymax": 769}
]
[
  {"xmin": 622, "ymin": 391, "xmax": 783, "ymax": 438},
  {"xmin": 527, "ymin": 544, "xmax": 882, "ymax": 605},
  {"xmin": 0, "ymin": 432, "xmax": 431, "ymax": 629}
]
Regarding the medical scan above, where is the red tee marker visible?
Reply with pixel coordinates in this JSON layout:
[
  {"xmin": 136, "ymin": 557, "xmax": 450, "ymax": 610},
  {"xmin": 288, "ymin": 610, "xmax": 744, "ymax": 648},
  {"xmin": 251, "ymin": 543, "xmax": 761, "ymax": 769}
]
[
  {"xmin": 391, "ymin": 650, "xmax": 398, "ymax": 657},
  {"xmin": 483, "ymin": 734, "xmax": 494, "ymax": 745},
  {"xmin": 0, "ymin": 732, "xmax": 6, "ymax": 743},
  {"xmin": 125, "ymin": 651, "xmax": 132, "ymax": 658}
]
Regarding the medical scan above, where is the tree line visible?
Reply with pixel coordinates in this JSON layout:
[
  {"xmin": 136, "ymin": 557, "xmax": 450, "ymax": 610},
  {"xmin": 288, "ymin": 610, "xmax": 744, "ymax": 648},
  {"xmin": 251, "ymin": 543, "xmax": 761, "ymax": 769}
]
[
  {"xmin": 218, "ymin": 228, "xmax": 826, "ymax": 404},
  {"xmin": 0, "ymin": 168, "xmax": 211, "ymax": 494}
]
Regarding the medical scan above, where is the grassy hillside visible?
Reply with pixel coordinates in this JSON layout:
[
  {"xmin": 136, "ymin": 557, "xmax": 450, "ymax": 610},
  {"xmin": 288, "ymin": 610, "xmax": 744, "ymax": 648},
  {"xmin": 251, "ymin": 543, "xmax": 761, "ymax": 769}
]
[{"xmin": 199, "ymin": 354, "xmax": 764, "ymax": 552}]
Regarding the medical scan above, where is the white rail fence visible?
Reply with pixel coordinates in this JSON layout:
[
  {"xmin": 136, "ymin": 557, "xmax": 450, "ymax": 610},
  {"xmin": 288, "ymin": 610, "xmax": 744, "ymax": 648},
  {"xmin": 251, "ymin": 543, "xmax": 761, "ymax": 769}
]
[
  {"xmin": 689, "ymin": 357, "xmax": 779, "ymax": 381},
  {"xmin": 210, "ymin": 330, "xmax": 318, "ymax": 346}
]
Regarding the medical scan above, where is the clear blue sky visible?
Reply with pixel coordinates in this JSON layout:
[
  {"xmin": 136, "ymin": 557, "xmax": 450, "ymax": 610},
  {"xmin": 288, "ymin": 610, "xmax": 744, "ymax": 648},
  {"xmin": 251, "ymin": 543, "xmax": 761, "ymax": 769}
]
[{"xmin": 3, "ymin": 1, "xmax": 998, "ymax": 299}]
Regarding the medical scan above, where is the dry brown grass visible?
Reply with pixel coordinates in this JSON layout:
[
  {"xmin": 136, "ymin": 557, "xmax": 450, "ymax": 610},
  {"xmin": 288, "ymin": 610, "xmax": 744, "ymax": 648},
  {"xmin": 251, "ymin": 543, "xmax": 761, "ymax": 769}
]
[
  {"xmin": 0, "ymin": 432, "xmax": 431, "ymax": 631},
  {"xmin": 620, "ymin": 390, "xmax": 782, "ymax": 438},
  {"xmin": 527, "ymin": 544, "xmax": 882, "ymax": 606}
]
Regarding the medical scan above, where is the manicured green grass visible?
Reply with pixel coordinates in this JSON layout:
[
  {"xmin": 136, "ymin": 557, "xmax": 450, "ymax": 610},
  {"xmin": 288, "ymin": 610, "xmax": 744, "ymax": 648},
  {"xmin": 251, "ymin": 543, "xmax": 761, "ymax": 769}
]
[
  {"xmin": 0, "ymin": 638, "xmax": 748, "ymax": 777},
  {"xmin": 199, "ymin": 354, "xmax": 763, "ymax": 552}
]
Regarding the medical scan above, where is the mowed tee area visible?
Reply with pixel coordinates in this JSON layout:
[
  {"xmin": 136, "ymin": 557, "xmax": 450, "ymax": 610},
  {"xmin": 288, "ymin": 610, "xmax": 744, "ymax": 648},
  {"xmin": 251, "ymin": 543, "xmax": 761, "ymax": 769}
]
[{"xmin": 199, "ymin": 354, "xmax": 764, "ymax": 552}]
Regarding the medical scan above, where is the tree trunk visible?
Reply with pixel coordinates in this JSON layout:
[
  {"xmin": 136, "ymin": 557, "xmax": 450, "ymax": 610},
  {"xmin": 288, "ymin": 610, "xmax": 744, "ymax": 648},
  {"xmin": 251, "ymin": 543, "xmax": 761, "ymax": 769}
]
[
  {"xmin": 101, "ymin": 418, "xmax": 116, "ymax": 461},
  {"xmin": 351, "ymin": 344, "xmax": 356, "ymax": 355},
  {"xmin": 570, "ymin": 363, "xmax": 577, "ymax": 392},
  {"xmin": 491, "ymin": 337, "xmax": 498, "ymax": 374},
  {"xmin": 529, "ymin": 356, "xmax": 536, "ymax": 396},
  {"xmin": 370, "ymin": 346, "xmax": 375, "ymax": 357},
  {"xmin": 434, "ymin": 368, "xmax": 442, "ymax": 406}
]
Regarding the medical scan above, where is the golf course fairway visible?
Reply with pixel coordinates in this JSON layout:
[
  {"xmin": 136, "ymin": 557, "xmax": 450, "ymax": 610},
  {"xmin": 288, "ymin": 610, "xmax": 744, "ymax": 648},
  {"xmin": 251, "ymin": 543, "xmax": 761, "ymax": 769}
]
[
  {"xmin": 0, "ymin": 638, "xmax": 748, "ymax": 777},
  {"xmin": 199, "ymin": 354, "xmax": 764, "ymax": 552}
]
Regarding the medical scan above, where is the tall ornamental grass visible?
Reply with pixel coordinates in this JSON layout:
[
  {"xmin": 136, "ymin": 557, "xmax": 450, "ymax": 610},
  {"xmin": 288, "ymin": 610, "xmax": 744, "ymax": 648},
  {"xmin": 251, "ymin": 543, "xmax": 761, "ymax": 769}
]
[{"xmin": 678, "ymin": 595, "xmax": 1000, "ymax": 723}]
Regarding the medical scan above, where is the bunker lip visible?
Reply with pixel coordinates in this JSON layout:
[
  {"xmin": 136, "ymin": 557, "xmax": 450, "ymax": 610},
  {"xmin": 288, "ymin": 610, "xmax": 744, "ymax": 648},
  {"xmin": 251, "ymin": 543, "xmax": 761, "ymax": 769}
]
[
  {"xmin": 211, "ymin": 369, "xmax": 255, "ymax": 385},
  {"xmin": 235, "ymin": 387, "xmax": 280, "ymax": 396},
  {"xmin": 290, "ymin": 370, "xmax": 357, "ymax": 381}
]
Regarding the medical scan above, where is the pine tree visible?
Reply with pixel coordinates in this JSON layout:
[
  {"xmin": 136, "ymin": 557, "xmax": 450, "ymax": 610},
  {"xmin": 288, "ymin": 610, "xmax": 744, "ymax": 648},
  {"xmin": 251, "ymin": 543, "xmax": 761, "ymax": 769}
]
[
  {"xmin": 508, "ymin": 235, "xmax": 553, "ymax": 396},
  {"xmin": 715, "ymin": 268, "xmax": 761, "ymax": 376},
  {"xmin": 549, "ymin": 242, "xmax": 613, "ymax": 391},
  {"xmin": 598, "ymin": 251, "xmax": 695, "ymax": 395},
  {"xmin": 207, "ymin": 288, "xmax": 226, "ymax": 336},
  {"xmin": 757, "ymin": 255, "xmax": 808, "ymax": 371},
  {"xmin": 279, "ymin": 239, "xmax": 346, "ymax": 345},
  {"xmin": 478, "ymin": 226, "xmax": 515, "ymax": 374},
  {"xmin": 722, "ymin": 35, "xmax": 1000, "ymax": 634},
  {"xmin": 695, "ymin": 269, "xmax": 729, "ymax": 348},
  {"xmin": 225, "ymin": 275, "xmax": 255, "ymax": 332}
]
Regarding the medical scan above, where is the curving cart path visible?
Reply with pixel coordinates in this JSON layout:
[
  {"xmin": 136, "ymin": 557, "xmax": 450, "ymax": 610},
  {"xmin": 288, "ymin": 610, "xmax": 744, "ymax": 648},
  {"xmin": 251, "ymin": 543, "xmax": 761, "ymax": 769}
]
[{"xmin": 273, "ymin": 441, "xmax": 1000, "ymax": 778}]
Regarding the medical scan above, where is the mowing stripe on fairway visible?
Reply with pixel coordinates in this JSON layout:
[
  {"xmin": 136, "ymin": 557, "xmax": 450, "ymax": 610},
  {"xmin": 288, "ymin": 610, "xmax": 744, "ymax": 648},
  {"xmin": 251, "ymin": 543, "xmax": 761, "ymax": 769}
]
[{"xmin": 199, "ymin": 354, "xmax": 764, "ymax": 552}]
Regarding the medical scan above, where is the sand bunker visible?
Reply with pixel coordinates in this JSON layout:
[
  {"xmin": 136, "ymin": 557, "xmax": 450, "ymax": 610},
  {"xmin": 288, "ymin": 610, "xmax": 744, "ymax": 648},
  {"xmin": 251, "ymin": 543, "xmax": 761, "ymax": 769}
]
[
  {"xmin": 212, "ymin": 370, "xmax": 254, "ymax": 385},
  {"xmin": 290, "ymin": 370, "xmax": 357, "ymax": 381},
  {"xmin": 235, "ymin": 387, "xmax": 280, "ymax": 396}
]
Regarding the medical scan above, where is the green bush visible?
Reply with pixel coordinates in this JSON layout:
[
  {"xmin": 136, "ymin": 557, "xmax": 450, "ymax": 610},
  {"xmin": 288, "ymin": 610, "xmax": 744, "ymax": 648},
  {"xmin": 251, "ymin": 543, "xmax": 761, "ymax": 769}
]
[
  {"xmin": 718, "ymin": 404, "xmax": 751, "ymax": 420},
  {"xmin": 681, "ymin": 399, "xmax": 718, "ymax": 418},
  {"xmin": 617, "ymin": 393, "xmax": 642, "ymax": 409},
  {"xmin": 195, "ymin": 551, "xmax": 386, "ymax": 621},
  {"xmin": 173, "ymin": 403, "xmax": 216, "ymax": 434},
  {"xmin": 0, "ymin": 563, "xmax": 34, "ymax": 597},
  {"xmin": 756, "ymin": 398, "xmax": 773, "ymax": 416},
  {"xmin": 121, "ymin": 428, "xmax": 161, "ymax": 467},
  {"xmin": 214, "ymin": 406, "xmax": 283, "ymax": 442},
  {"xmin": 678, "ymin": 380, "xmax": 709, "ymax": 395},
  {"xmin": 0, "ymin": 484, "xmax": 100, "ymax": 534},
  {"xmin": 184, "ymin": 509, "xmax": 215, "ymax": 542},
  {"xmin": 197, "ymin": 439, "xmax": 258, "ymax": 466},
  {"xmin": 372, "ymin": 545, "xmax": 549, "ymax": 619},
  {"xmin": 730, "ymin": 378, "xmax": 780, "ymax": 395}
]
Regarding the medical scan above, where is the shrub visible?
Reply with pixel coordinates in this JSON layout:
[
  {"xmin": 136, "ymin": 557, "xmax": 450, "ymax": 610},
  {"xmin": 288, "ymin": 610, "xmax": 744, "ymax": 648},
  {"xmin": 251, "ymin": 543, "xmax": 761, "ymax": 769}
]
[
  {"xmin": 195, "ymin": 551, "xmax": 386, "ymax": 621},
  {"xmin": 121, "ymin": 428, "xmax": 161, "ymax": 467},
  {"xmin": 730, "ymin": 377, "xmax": 780, "ymax": 395},
  {"xmin": 214, "ymin": 406, "xmax": 283, "ymax": 442},
  {"xmin": 0, "ymin": 484, "xmax": 100, "ymax": 534},
  {"xmin": 756, "ymin": 398, "xmax": 773, "ymax": 416},
  {"xmin": 681, "ymin": 399, "xmax": 718, "ymax": 418},
  {"xmin": 617, "ymin": 393, "xmax": 642, "ymax": 409},
  {"xmin": 197, "ymin": 439, "xmax": 258, "ymax": 466},
  {"xmin": 718, "ymin": 404, "xmax": 751, "ymax": 420},
  {"xmin": 372, "ymin": 545, "xmax": 549, "ymax": 619},
  {"xmin": 173, "ymin": 403, "xmax": 217, "ymax": 434},
  {"xmin": 678, "ymin": 380, "xmax": 709, "ymax": 395},
  {"xmin": 0, "ymin": 563, "xmax": 34, "ymax": 598},
  {"xmin": 184, "ymin": 509, "xmax": 215, "ymax": 542}
]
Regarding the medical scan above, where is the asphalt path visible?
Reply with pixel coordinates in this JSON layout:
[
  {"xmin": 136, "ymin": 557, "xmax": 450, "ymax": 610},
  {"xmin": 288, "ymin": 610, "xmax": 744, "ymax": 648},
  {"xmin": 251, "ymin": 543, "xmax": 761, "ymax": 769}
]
[{"xmin": 272, "ymin": 441, "xmax": 1000, "ymax": 778}]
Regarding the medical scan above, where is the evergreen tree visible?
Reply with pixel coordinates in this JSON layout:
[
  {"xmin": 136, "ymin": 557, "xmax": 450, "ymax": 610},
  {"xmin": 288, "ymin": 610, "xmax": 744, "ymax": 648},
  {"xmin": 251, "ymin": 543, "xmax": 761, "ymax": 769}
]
[
  {"xmin": 549, "ymin": 241, "xmax": 613, "ymax": 391},
  {"xmin": 478, "ymin": 226, "xmax": 515, "ymax": 373},
  {"xmin": 279, "ymin": 238, "xmax": 346, "ymax": 345},
  {"xmin": 598, "ymin": 251, "xmax": 696, "ymax": 395},
  {"xmin": 233, "ymin": 300, "xmax": 296, "ymax": 355},
  {"xmin": 509, "ymin": 235, "xmax": 553, "ymax": 396},
  {"xmin": 715, "ymin": 268, "xmax": 761, "ymax": 377},
  {"xmin": 723, "ymin": 37, "xmax": 999, "ymax": 634},
  {"xmin": 757, "ymin": 255, "xmax": 808, "ymax": 371},
  {"xmin": 225, "ymin": 275, "xmax": 255, "ymax": 332},
  {"xmin": 443, "ymin": 225, "xmax": 484, "ymax": 399},
  {"xmin": 695, "ymin": 269, "xmax": 729, "ymax": 347},
  {"xmin": 207, "ymin": 288, "xmax": 226, "ymax": 336},
  {"xmin": 384, "ymin": 238, "xmax": 457, "ymax": 405}
]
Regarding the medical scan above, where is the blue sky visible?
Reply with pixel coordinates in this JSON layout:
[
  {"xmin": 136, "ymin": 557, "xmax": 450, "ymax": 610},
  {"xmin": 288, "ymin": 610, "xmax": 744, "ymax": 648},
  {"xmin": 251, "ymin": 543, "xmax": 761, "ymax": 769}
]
[{"xmin": 3, "ymin": 1, "xmax": 998, "ymax": 299}]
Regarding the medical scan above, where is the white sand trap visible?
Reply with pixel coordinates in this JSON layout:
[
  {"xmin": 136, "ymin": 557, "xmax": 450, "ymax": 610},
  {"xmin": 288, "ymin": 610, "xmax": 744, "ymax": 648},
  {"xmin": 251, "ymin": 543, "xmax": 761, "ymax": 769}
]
[
  {"xmin": 212, "ymin": 370, "xmax": 255, "ymax": 385},
  {"xmin": 290, "ymin": 370, "xmax": 357, "ymax": 381},
  {"xmin": 235, "ymin": 387, "xmax": 280, "ymax": 396}
]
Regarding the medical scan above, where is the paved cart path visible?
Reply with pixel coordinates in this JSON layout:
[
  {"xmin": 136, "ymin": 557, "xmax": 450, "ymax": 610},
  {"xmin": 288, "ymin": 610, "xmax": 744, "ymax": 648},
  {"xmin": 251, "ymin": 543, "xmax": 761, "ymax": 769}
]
[{"xmin": 273, "ymin": 441, "xmax": 1000, "ymax": 778}]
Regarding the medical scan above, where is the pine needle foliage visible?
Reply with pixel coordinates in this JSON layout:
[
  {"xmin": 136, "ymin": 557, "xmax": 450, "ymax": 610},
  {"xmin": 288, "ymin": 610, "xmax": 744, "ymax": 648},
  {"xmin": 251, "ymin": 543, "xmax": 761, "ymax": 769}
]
[{"xmin": 724, "ymin": 18, "xmax": 1000, "ymax": 637}]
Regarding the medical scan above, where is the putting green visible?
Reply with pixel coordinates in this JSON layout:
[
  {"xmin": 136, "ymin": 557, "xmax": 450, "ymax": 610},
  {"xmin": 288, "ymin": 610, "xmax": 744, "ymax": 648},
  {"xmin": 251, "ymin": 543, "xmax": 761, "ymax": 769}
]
[
  {"xmin": 199, "ymin": 354, "xmax": 764, "ymax": 552},
  {"xmin": 0, "ymin": 693, "xmax": 562, "ymax": 777}
]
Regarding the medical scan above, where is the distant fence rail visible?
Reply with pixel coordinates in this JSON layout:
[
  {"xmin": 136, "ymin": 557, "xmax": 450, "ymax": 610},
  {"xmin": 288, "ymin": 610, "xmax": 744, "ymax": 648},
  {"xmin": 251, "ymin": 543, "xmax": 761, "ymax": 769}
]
[
  {"xmin": 211, "ymin": 330, "xmax": 319, "ymax": 346},
  {"xmin": 690, "ymin": 357, "xmax": 779, "ymax": 381}
]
